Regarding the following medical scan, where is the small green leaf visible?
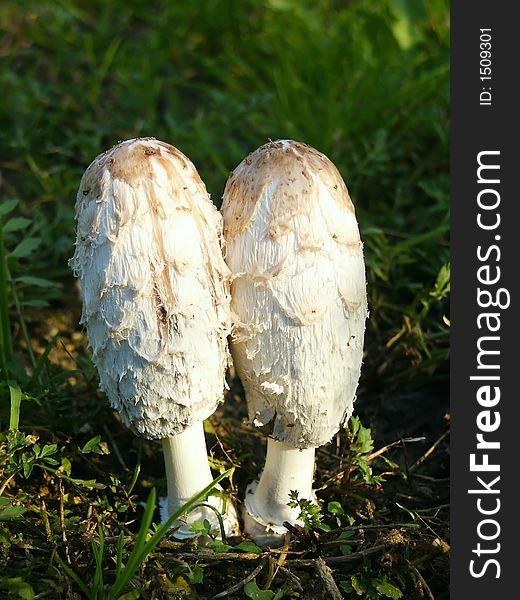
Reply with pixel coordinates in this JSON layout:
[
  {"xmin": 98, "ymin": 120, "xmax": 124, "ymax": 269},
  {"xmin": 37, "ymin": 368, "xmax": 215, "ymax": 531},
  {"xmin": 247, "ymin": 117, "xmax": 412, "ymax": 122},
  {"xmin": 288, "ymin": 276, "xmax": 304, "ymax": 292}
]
[
  {"xmin": 189, "ymin": 521, "xmax": 209, "ymax": 534},
  {"xmin": 339, "ymin": 530, "xmax": 356, "ymax": 539},
  {"xmin": 0, "ymin": 198, "xmax": 19, "ymax": 218},
  {"xmin": 61, "ymin": 457, "xmax": 72, "ymax": 477},
  {"xmin": 0, "ymin": 577, "xmax": 35, "ymax": 599},
  {"xmin": 235, "ymin": 541, "xmax": 263, "ymax": 554},
  {"xmin": 15, "ymin": 276, "xmax": 54, "ymax": 288},
  {"xmin": 340, "ymin": 580, "xmax": 354, "ymax": 594},
  {"xmin": 244, "ymin": 580, "xmax": 275, "ymax": 600},
  {"xmin": 0, "ymin": 504, "xmax": 27, "ymax": 521},
  {"xmin": 188, "ymin": 565, "xmax": 204, "ymax": 584},
  {"xmin": 40, "ymin": 444, "xmax": 58, "ymax": 458},
  {"xmin": 80, "ymin": 435, "xmax": 103, "ymax": 454},
  {"xmin": 3, "ymin": 217, "xmax": 32, "ymax": 233},
  {"xmin": 327, "ymin": 501, "xmax": 344, "ymax": 516},
  {"xmin": 373, "ymin": 577, "xmax": 403, "ymax": 599},
  {"xmin": 351, "ymin": 575, "xmax": 366, "ymax": 595},
  {"xmin": 22, "ymin": 453, "xmax": 34, "ymax": 478},
  {"xmin": 69, "ymin": 477, "xmax": 106, "ymax": 489},
  {"xmin": 22, "ymin": 299, "xmax": 49, "ymax": 308},
  {"xmin": 8, "ymin": 238, "xmax": 41, "ymax": 259},
  {"xmin": 117, "ymin": 592, "xmax": 141, "ymax": 600},
  {"xmin": 207, "ymin": 540, "xmax": 232, "ymax": 553}
]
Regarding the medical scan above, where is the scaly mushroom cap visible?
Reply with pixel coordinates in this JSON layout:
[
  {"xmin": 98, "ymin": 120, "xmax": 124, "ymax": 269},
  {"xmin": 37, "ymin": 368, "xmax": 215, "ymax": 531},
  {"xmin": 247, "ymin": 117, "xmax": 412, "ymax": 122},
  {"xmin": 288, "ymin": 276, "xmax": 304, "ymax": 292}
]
[
  {"xmin": 222, "ymin": 140, "xmax": 367, "ymax": 449},
  {"xmin": 70, "ymin": 138, "xmax": 231, "ymax": 439}
]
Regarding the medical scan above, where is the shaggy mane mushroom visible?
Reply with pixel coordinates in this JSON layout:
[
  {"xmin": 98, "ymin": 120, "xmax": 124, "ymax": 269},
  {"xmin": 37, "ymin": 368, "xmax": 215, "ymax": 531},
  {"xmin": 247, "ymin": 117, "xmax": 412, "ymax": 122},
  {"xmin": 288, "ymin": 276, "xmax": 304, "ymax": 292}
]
[
  {"xmin": 221, "ymin": 139, "xmax": 367, "ymax": 546},
  {"xmin": 70, "ymin": 137, "xmax": 239, "ymax": 538}
]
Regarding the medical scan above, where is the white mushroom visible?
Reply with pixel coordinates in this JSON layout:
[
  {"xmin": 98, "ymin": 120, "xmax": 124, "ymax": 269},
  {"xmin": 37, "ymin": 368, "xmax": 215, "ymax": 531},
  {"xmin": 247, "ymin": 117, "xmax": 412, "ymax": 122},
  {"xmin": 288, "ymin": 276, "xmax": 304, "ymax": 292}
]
[
  {"xmin": 221, "ymin": 140, "xmax": 367, "ymax": 546},
  {"xmin": 70, "ymin": 137, "xmax": 239, "ymax": 538}
]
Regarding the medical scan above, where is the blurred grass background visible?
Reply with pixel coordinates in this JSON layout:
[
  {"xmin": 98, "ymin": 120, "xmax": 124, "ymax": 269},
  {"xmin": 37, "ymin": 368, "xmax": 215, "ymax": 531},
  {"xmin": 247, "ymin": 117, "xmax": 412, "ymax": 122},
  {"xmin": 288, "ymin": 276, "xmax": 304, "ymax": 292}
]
[
  {"xmin": 0, "ymin": 0, "xmax": 449, "ymax": 597},
  {"xmin": 1, "ymin": 0, "xmax": 449, "ymax": 392}
]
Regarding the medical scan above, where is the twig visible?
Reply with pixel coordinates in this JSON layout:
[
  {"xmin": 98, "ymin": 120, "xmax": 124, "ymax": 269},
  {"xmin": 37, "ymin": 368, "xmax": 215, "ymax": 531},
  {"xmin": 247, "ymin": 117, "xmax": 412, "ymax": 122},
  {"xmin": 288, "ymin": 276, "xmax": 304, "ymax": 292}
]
[
  {"xmin": 364, "ymin": 437, "xmax": 426, "ymax": 462},
  {"xmin": 156, "ymin": 543, "xmax": 387, "ymax": 567},
  {"xmin": 321, "ymin": 537, "xmax": 361, "ymax": 548},
  {"xmin": 326, "ymin": 522, "xmax": 419, "ymax": 533},
  {"xmin": 40, "ymin": 500, "xmax": 52, "ymax": 541},
  {"xmin": 0, "ymin": 473, "xmax": 16, "ymax": 496},
  {"xmin": 409, "ymin": 430, "xmax": 450, "ymax": 472},
  {"xmin": 262, "ymin": 554, "xmax": 277, "ymax": 591},
  {"xmin": 413, "ymin": 474, "xmax": 450, "ymax": 483},
  {"xmin": 279, "ymin": 566, "xmax": 303, "ymax": 592},
  {"xmin": 209, "ymin": 560, "xmax": 265, "ymax": 599},
  {"xmin": 409, "ymin": 540, "xmax": 450, "ymax": 569},
  {"xmin": 271, "ymin": 536, "xmax": 290, "ymax": 584},
  {"xmin": 315, "ymin": 557, "xmax": 343, "ymax": 600},
  {"xmin": 212, "ymin": 429, "xmax": 240, "ymax": 468},
  {"xmin": 58, "ymin": 480, "xmax": 70, "ymax": 564},
  {"xmin": 406, "ymin": 560, "xmax": 435, "ymax": 600},
  {"xmin": 103, "ymin": 424, "xmax": 129, "ymax": 472},
  {"xmin": 414, "ymin": 504, "xmax": 450, "ymax": 514},
  {"xmin": 294, "ymin": 544, "xmax": 387, "ymax": 567}
]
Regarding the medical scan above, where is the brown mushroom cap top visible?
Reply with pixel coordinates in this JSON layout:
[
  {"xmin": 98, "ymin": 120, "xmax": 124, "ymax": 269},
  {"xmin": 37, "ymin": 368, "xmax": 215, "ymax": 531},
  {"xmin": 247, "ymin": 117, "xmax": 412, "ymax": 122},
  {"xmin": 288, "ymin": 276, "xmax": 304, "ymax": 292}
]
[{"xmin": 222, "ymin": 139, "xmax": 356, "ymax": 242}]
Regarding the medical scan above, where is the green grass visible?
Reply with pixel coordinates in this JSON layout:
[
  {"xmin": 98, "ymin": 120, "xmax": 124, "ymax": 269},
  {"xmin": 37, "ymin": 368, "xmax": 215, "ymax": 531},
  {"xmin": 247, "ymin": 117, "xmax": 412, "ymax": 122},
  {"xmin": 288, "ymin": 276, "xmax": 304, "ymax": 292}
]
[{"xmin": 0, "ymin": 0, "xmax": 449, "ymax": 597}]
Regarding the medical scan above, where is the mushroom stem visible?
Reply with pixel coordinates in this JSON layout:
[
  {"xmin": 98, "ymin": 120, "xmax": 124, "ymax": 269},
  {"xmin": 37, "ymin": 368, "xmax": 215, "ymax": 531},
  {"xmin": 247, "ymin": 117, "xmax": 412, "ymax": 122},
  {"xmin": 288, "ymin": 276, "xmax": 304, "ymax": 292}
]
[
  {"xmin": 243, "ymin": 438, "xmax": 316, "ymax": 546},
  {"xmin": 160, "ymin": 421, "xmax": 238, "ymax": 539}
]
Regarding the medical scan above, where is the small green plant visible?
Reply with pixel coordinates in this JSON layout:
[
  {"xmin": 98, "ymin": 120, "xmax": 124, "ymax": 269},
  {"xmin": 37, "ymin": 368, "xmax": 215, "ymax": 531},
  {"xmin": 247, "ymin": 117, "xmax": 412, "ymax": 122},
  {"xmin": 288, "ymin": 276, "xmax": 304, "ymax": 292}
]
[
  {"xmin": 287, "ymin": 490, "xmax": 328, "ymax": 533},
  {"xmin": 344, "ymin": 416, "xmax": 385, "ymax": 487},
  {"xmin": 57, "ymin": 470, "xmax": 233, "ymax": 599},
  {"xmin": 326, "ymin": 501, "xmax": 357, "ymax": 554},
  {"xmin": 189, "ymin": 517, "xmax": 214, "ymax": 537},
  {"xmin": 0, "ymin": 430, "xmax": 108, "ymax": 494},
  {"xmin": 340, "ymin": 560, "xmax": 405, "ymax": 599},
  {"xmin": 244, "ymin": 580, "xmax": 290, "ymax": 600},
  {"xmin": 0, "ymin": 577, "xmax": 35, "ymax": 600}
]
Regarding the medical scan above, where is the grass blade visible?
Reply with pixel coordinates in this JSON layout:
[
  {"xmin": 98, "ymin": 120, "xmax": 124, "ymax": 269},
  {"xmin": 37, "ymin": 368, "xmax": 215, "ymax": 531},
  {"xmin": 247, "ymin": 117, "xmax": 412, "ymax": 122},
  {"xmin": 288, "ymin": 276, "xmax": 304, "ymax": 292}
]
[
  {"xmin": 127, "ymin": 462, "xmax": 141, "ymax": 495},
  {"xmin": 115, "ymin": 530, "xmax": 125, "ymax": 578},
  {"xmin": 91, "ymin": 524, "xmax": 105, "ymax": 598},
  {"xmin": 6, "ymin": 264, "xmax": 37, "ymax": 370},
  {"xmin": 8, "ymin": 383, "xmax": 22, "ymax": 430},
  {"xmin": 109, "ymin": 469, "xmax": 232, "ymax": 598},
  {"xmin": 55, "ymin": 554, "xmax": 92, "ymax": 598},
  {"xmin": 30, "ymin": 332, "xmax": 59, "ymax": 385},
  {"xmin": 0, "ymin": 228, "xmax": 12, "ymax": 375}
]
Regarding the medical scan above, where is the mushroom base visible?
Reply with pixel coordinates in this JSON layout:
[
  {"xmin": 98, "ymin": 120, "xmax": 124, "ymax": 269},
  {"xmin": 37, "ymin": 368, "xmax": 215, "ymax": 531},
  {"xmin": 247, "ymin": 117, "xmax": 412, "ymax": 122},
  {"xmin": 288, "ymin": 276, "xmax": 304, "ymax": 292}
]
[
  {"xmin": 243, "ymin": 438, "xmax": 316, "ymax": 547},
  {"xmin": 160, "ymin": 422, "xmax": 240, "ymax": 540},
  {"xmin": 159, "ymin": 490, "xmax": 239, "ymax": 540}
]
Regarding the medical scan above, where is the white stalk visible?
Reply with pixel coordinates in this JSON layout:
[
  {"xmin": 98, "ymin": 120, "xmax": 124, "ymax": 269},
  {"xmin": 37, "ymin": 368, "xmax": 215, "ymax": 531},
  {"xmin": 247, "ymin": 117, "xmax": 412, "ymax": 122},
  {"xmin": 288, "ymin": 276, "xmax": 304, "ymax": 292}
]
[
  {"xmin": 243, "ymin": 438, "xmax": 316, "ymax": 546},
  {"xmin": 159, "ymin": 421, "xmax": 239, "ymax": 539}
]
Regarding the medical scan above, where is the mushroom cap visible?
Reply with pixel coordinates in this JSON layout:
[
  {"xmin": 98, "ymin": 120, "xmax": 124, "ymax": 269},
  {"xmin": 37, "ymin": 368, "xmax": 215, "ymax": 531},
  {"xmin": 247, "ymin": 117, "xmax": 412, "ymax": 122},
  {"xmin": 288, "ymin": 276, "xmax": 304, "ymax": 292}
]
[
  {"xmin": 70, "ymin": 138, "xmax": 231, "ymax": 439},
  {"xmin": 221, "ymin": 140, "xmax": 367, "ymax": 449}
]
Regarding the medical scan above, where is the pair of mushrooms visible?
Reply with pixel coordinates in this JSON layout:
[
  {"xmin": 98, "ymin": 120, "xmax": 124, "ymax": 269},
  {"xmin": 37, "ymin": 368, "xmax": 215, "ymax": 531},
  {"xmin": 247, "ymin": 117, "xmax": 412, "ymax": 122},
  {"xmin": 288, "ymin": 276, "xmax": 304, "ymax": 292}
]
[{"xmin": 70, "ymin": 138, "xmax": 368, "ymax": 546}]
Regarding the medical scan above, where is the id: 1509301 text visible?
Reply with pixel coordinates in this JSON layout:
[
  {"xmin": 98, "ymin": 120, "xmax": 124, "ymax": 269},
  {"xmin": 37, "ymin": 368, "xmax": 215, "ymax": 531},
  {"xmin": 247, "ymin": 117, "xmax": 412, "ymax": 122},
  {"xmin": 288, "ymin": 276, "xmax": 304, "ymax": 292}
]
[{"xmin": 480, "ymin": 28, "xmax": 492, "ymax": 106}]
